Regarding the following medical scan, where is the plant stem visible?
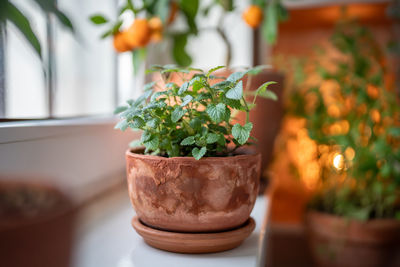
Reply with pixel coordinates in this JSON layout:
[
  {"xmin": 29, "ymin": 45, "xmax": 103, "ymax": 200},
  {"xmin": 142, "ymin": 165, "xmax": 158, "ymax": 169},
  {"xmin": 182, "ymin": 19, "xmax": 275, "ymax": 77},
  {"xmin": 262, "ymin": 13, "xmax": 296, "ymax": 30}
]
[{"xmin": 242, "ymin": 96, "xmax": 250, "ymax": 123}]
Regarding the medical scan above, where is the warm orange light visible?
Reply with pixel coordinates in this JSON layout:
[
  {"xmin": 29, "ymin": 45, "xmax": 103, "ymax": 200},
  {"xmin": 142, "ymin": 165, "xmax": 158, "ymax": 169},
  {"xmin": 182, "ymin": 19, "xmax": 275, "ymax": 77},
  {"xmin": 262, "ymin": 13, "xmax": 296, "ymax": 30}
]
[{"xmin": 333, "ymin": 153, "xmax": 344, "ymax": 170}]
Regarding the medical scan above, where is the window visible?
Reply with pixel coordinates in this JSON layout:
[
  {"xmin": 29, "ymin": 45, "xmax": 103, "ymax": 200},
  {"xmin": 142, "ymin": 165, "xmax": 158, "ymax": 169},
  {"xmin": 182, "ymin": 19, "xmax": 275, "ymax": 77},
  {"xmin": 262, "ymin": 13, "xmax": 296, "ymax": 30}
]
[{"xmin": 0, "ymin": 0, "xmax": 252, "ymax": 120}]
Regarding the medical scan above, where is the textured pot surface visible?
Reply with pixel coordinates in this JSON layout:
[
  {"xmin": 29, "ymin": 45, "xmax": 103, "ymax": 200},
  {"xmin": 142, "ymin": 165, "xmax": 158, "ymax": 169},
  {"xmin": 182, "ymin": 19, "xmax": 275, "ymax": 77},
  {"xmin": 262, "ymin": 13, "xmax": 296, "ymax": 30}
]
[
  {"xmin": 305, "ymin": 211, "xmax": 400, "ymax": 267},
  {"xmin": 126, "ymin": 148, "xmax": 261, "ymax": 232}
]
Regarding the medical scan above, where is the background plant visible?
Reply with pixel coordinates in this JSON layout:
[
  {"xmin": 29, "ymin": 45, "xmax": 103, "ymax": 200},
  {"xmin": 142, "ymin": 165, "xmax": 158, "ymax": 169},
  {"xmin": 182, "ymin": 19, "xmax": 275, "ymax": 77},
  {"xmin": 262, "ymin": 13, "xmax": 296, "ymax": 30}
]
[
  {"xmin": 0, "ymin": 0, "xmax": 73, "ymax": 59},
  {"xmin": 90, "ymin": 0, "xmax": 288, "ymax": 69},
  {"xmin": 303, "ymin": 20, "xmax": 400, "ymax": 220},
  {"xmin": 91, "ymin": 0, "xmax": 199, "ymax": 69},
  {"xmin": 114, "ymin": 64, "xmax": 277, "ymax": 159}
]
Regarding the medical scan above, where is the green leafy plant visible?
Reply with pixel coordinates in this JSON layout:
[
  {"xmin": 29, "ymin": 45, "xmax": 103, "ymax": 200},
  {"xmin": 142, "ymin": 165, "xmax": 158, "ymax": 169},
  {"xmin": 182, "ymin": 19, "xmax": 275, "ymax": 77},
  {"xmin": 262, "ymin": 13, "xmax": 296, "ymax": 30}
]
[
  {"xmin": 0, "ymin": 0, "xmax": 74, "ymax": 59},
  {"xmin": 114, "ymin": 64, "xmax": 277, "ymax": 160},
  {"xmin": 304, "ymin": 20, "xmax": 400, "ymax": 220}
]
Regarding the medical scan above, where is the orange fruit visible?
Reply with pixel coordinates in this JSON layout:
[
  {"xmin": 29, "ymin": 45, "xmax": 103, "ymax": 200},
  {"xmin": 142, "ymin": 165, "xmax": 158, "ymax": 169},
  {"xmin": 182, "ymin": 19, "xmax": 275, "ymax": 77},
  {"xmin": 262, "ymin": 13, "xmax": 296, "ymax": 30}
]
[
  {"xmin": 113, "ymin": 32, "xmax": 132, "ymax": 53},
  {"xmin": 168, "ymin": 2, "xmax": 178, "ymax": 25},
  {"xmin": 149, "ymin": 17, "xmax": 163, "ymax": 32},
  {"xmin": 151, "ymin": 31, "xmax": 163, "ymax": 43},
  {"xmin": 125, "ymin": 19, "xmax": 151, "ymax": 48},
  {"xmin": 242, "ymin": 5, "xmax": 263, "ymax": 28},
  {"xmin": 367, "ymin": 84, "xmax": 379, "ymax": 99}
]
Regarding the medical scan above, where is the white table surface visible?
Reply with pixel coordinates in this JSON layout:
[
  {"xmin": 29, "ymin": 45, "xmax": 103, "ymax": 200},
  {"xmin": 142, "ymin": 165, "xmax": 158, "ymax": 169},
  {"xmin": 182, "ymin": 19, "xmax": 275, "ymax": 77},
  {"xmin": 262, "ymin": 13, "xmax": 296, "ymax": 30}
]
[{"xmin": 73, "ymin": 189, "xmax": 268, "ymax": 267}]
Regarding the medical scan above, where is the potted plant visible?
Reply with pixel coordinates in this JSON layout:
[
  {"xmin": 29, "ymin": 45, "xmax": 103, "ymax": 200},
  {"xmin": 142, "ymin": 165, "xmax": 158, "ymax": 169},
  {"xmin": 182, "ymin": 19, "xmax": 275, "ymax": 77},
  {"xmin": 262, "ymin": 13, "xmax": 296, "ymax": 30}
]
[
  {"xmin": 114, "ymin": 64, "xmax": 277, "ymax": 250},
  {"xmin": 303, "ymin": 20, "xmax": 400, "ymax": 267},
  {"xmin": 0, "ymin": 179, "xmax": 76, "ymax": 267}
]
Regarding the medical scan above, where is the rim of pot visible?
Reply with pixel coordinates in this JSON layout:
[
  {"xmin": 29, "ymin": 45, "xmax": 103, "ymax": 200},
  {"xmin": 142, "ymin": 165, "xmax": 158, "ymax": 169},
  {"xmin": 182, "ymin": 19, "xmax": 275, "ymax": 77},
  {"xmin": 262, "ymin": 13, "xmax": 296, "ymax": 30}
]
[{"xmin": 126, "ymin": 146, "xmax": 261, "ymax": 162}]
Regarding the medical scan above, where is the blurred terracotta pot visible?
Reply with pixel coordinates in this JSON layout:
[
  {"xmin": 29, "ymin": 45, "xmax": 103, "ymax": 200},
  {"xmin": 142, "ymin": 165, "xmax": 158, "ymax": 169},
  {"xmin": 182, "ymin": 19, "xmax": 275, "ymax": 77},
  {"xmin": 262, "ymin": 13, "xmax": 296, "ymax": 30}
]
[
  {"xmin": 126, "ymin": 147, "xmax": 261, "ymax": 232},
  {"xmin": 305, "ymin": 211, "xmax": 400, "ymax": 267},
  {"xmin": 0, "ymin": 180, "xmax": 76, "ymax": 267}
]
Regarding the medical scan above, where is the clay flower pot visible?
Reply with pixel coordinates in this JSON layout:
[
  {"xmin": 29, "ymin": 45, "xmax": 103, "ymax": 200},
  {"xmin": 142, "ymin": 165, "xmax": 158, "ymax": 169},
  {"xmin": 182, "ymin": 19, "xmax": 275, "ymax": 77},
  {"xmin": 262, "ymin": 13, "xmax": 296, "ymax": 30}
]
[
  {"xmin": 0, "ymin": 180, "xmax": 76, "ymax": 267},
  {"xmin": 305, "ymin": 211, "xmax": 400, "ymax": 267},
  {"xmin": 126, "ymin": 148, "xmax": 261, "ymax": 232}
]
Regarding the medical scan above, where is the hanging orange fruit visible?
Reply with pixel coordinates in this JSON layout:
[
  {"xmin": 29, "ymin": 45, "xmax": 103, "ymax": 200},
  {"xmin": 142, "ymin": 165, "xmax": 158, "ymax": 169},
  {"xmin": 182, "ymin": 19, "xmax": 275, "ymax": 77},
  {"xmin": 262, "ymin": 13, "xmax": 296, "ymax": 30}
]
[
  {"xmin": 125, "ymin": 18, "xmax": 151, "ymax": 48},
  {"xmin": 149, "ymin": 17, "xmax": 163, "ymax": 32},
  {"xmin": 242, "ymin": 5, "xmax": 263, "ymax": 28},
  {"xmin": 151, "ymin": 31, "xmax": 163, "ymax": 43},
  {"xmin": 113, "ymin": 31, "xmax": 132, "ymax": 53}
]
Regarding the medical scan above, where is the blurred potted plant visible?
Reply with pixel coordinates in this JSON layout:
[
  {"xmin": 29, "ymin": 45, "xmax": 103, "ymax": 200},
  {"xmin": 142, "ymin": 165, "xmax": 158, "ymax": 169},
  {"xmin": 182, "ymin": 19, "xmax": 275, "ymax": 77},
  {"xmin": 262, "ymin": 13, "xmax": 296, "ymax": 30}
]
[
  {"xmin": 114, "ymin": 64, "xmax": 276, "ymax": 249},
  {"xmin": 303, "ymin": 20, "xmax": 400, "ymax": 267},
  {"xmin": 0, "ymin": 179, "xmax": 76, "ymax": 267}
]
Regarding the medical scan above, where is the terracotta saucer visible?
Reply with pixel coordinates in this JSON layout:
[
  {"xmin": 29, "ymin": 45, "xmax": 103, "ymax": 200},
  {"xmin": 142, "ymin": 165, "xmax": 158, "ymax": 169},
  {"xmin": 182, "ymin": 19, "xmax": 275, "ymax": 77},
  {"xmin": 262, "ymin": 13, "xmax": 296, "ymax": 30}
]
[{"xmin": 131, "ymin": 216, "xmax": 256, "ymax": 254}]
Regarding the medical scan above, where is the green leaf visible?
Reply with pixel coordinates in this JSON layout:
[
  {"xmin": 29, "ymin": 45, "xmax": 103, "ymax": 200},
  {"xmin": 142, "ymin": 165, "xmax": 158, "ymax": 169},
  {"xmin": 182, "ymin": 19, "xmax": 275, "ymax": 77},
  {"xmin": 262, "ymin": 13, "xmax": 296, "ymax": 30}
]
[
  {"xmin": 192, "ymin": 147, "xmax": 207, "ymax": 160},
  {"xmin": 226, "ymin": 80, "xmax": 243, "ymax": 100},
  {"xmin": 144, "ymin": 136, "xmax": 159, "ymax": 151},
  {"xmin": 114, "ymin": 106, "xmax": 128, "ymax": 114},
  {"xmin": 129, "ymin": 139, "xmax": 142, "ymax": 148},
  {"xmin": 227, "ymin": 72, "xmax": 245, "ymax": 82},
  {"xmin": 180, "ymin": 95, "xmax": 193, "ymax": 106},
  {"xmin": 129, "ymin": 116, "xmax": 145, "ymax": 128},
  {"xmin": 53, "ymin": 9, "xmax": 74, "ymax": 32},
  {"xmin": 277, "ymin": 3, "xmax": 289, "ymax": 22},
  {"xmin": 380, "ymin": 163, "xmax": 391, "ymax": 178},
  {"xmin": 217, "ymin": 0, "xmax": 234, "ymax": 11},
  {"xmin": 255, "ymin": 81, "xmax": 277, "ymax": 95},
  {"xmin": 222, "ymin": 97, "xmax": 242, "ymax": 110},
  {"xmin": 389, "ymin": 127, "xmax": 400, "ymax": 137},
  {"xmin": 171, "ymin": 107, "xmax": 186, "ymax": 122},
  {"xmin": 144, "ymin": 81, "xmax": 156, "ymax": 91},
  {"xmin": 146, "ymin": 118, "xmax": 160, "ymax": 128},
  {"xmin": 232, "ymin": 122, "xmax": 253, "ymax": 145},
  {"xmin": 181, "ymin": 136, "xmax": 195, "ymax": 146},
  {"xmin": 180, "ymin": 0, "xmax": 199, "ymax": 33},
  {"xmin": 6, "ymin": 2, "xmax": 42, "ymax": 58},
  {"xmin": 246, "ymin": 65, "xmax": 270, "ymax": 75},
  {"xmin": 207, "ymin": 65, "xmax": 225, "ymax": 77},
  {"xmin": 111, "ymin": 20, "xmax": 123, "ymax": 34},
  {"xmin": 178, "ymin": 82, "xmax": 190, "ymax": 95},
  {"xmin": 262, "ymin": 2, "xmax": 278, "ymax": 45},
  {"xmin": 212, "ymin": 81, "xmax": 232, "ymax": 90},
  {"xmin": 206, "ymin": 103, "xmax": 226, "ymax": 123},
  {"xmin": 155, "ymin": 0, "xmax": 169, "ymax": 23},
  {"xmin": 172, "ymin": 34, "xmax": 192, "ymax": 67},
  {"xmin": 90, "ymin": 14, "xmax": 108, "ymax": 25},
  {"xmin": 206, "ymin": 133, "xmax": 219, "ymax": 144},
  {"xmin": 114, "ymin": 120, "xmax": 129, "ymax": 131},
  {"xmin": 141, "ymin": 131, "xmax": 152, "ymax": 142}
]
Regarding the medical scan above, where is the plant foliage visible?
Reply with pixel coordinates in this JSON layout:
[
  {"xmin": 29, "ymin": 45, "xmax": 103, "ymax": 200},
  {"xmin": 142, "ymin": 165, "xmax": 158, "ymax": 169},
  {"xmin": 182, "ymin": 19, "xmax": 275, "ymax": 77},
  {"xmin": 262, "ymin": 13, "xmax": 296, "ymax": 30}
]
[
  {"xmin": 304, "ymin": 20, "xmax": 400, "ymax": 220},
  {"xmin": 115, "ymin": 65, "xmax": 277, "ymax": 159}
]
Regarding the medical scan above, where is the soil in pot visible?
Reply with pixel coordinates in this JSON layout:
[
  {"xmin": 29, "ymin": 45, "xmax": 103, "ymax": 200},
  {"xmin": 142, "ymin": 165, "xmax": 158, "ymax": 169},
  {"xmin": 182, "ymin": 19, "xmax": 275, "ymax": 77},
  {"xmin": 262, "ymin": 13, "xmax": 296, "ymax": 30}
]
[
  {"xmin": 0, "ymin": 180, "xmax": 77, "ymax": 267},
  {"xmin": 305, "ymin": 211, "xmax": 400, "ymax": 267},
  {"xmin": 126, "ymin": 147, "xmax": 261, "ymax": 233}
]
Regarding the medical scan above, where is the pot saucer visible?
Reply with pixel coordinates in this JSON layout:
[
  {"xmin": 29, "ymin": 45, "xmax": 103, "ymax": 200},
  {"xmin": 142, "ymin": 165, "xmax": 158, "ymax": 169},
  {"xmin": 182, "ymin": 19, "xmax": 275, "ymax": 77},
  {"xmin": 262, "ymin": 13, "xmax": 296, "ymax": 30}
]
[{"xmin": 131, "ymin": 216, "xmax": 255, "ymax": 254}]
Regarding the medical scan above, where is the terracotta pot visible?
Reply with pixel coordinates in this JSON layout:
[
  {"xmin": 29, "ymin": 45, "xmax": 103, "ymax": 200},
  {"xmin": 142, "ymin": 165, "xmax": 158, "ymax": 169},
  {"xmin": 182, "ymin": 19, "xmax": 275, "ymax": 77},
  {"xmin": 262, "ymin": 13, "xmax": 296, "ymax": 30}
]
[
  {"xmin": 305, "ymin": 211, "xmax": 400, "ymax": 267},
  {"xmin": 0, "ymin": 180, "xmax": 76, "ymax": 267},
  {"xmin": 126, "ymin": 148, "xmax": 261, "ymax": 232}
]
